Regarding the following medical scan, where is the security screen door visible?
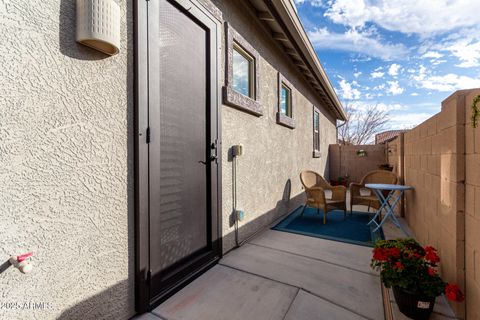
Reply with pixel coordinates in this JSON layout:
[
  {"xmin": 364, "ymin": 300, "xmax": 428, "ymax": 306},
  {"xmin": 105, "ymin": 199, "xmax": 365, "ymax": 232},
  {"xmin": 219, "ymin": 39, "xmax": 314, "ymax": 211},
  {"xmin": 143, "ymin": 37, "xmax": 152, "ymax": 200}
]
[{"xmin": 144, "ymin": 0, "xmax": 220, "ymax": 307}]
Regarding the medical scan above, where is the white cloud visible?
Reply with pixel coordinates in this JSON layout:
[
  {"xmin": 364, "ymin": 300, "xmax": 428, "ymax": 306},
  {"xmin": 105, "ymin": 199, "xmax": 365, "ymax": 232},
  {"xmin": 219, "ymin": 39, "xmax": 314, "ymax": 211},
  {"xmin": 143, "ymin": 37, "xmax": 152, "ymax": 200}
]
[
  {"xmin": 421, "ymin": 51, "xmax": 443, "ymax": 59},
  {"xmin": 416, "ymin": 73, "xmax": 480, "ymax": 92},
  {"xmin": 294, "ymin": 0, "xmax": 323, "ymax": 6},
  {"xmin": 412, "ymin": 65, "xmax": 427, "ymax": 82},
  {"xmin": 307, "ymin": 27, "xmax": 409, "ymax": 60},
  {"xmin": 443, "ymin": 37, "xmax": 480, "ymax": 67},
  {"xmin": 347, "ymin": 101, "xmax": 406, "ymax": 118},
  {"xmin": 431, "ymin": 59, "xmax": 447, "ymax": 65},
  {"xmin": 388, "ymin": 63, "xmax": 401, "ymax": 76},
  {"xmin": 371, "ymin": 71, "xmax": 384, "ymax": 78},
  {"xmin": 324, "ymin": 0, "xmax": 480, "ymax": 36},
  {"xmin": 338, "ymin": 79, "xmax": 361, "ymax": 100},
  {"xmin": 410, "ymin": 92, "xmax": 419, "ymax": 96},
  {"xmin": 386, "ymin": 81, "xmax": 404, "ymax": 95},
  {"xmin": 376, "ymin": 103, "xmax": 406, "ymax": 111},
  {"xmin": 354, "ymin": 71, "xmax": 362, "ymax": 78},
  {"xmin": 389, "ymin": 112, "xmax": 433, "ymax": 129}
]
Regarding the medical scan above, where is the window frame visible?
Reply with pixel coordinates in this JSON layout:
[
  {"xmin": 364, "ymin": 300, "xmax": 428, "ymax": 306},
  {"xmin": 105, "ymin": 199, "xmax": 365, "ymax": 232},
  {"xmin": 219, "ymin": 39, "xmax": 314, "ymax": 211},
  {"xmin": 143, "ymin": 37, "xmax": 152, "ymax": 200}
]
[
  {"xmin": 223, "ymin": 23, "xmax": 262, "ymax": 116},
  {"xmin": 276, "ymin": 72, "xmax": 295, "ymax": 129},
  {"xmin": 232, "ymin": 43, "xmax": 255, "ymax": 99},
  {"xmin": 313, "ymin": 106, "xmax": 321, "ymax": 158}
]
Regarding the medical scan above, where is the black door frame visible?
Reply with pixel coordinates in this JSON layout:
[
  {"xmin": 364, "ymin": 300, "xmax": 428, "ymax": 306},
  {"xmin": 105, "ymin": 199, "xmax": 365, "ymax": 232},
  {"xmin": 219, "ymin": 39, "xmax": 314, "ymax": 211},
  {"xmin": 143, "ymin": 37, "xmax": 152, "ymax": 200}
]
[{"xmin": 134, "ymin": 0, "xmax": 222, "ymax": 313}]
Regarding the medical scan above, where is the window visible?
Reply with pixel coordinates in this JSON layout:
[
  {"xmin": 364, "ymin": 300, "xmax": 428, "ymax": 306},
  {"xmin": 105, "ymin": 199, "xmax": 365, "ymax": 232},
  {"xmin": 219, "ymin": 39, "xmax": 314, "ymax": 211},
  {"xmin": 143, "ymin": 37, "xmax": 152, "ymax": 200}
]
[
  {"xmin": 276, "ymin": 73, "xmax": 295, "ymax": 129},
  {"xmin": 223, "ymin": 24, "xmax": 262, "ymax": 116},
  {"xmin": 232, "ymin": 44, "xmax": 254, "ymax": 98},
  {"xmin": 280, "ymin": 83, "xmax": 292, "ymax": 116},
  {"xmin": 313, "ymin": 107, "xmax": 321, "ymax": 157}
]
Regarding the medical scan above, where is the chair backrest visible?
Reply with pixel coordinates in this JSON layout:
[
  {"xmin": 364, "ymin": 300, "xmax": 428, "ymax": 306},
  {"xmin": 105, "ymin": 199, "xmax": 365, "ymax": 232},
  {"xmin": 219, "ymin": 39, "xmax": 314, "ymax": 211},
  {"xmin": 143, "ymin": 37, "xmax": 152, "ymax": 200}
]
[
  {"xmin": 300, "ymin": 170, "xmax": 331, "ymax": 189},
  {"xmin": 361, "ymin": 170, "xmax": 398, "ymax": 185}
]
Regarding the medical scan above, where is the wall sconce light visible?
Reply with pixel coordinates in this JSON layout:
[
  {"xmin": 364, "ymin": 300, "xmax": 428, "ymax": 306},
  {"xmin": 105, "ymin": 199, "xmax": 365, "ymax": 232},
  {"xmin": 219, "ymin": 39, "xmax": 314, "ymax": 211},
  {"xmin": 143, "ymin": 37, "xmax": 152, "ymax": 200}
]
[
  {"xmin": 356, "ymin": 149, "xmax": 367, "ymax": 157},
  {"xmin": 76, "ymin": 0, "xmax": 121, "ymax": 56}
]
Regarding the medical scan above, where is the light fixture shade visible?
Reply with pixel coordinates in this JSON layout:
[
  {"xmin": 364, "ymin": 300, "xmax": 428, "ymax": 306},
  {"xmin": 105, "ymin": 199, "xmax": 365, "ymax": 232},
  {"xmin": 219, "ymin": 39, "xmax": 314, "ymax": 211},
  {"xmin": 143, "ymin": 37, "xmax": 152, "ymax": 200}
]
[{"xmin": 76, "ymin": 0, "xmax": 121, "ymax": 55}]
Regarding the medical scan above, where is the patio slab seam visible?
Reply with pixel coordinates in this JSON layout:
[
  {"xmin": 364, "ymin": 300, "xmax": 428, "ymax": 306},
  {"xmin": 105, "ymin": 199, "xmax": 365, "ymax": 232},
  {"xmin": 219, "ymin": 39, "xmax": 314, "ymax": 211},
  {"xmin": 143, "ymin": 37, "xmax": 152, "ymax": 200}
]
[
  {"xmin": 218, "ymin": 263, "xmax": 375, "ymax": 320},
  {"xmin": 280, "ymin": 287, "xmax": 300, "ymax": 320},
  {"xmin": 248, "ymin": 241, "xmax": 379, "ymax": 277}
]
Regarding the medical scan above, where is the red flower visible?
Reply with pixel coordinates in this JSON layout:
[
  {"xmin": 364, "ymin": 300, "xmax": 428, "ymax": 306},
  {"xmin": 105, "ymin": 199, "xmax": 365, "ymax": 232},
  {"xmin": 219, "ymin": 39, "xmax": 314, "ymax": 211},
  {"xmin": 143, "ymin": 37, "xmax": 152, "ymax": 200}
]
[
  {"xmin": 394, "ymin": 262, "xmax": 405, "ymax": 271},
  {"xmin": 427, "ymin": 267, "xmax": 437, "ymax": 276},
  {"xmin": 424, "ymin": 246, "xmax": 435, "ymax": 252},
  {"xmin": 388, "ymin": 247, "xmax": 401, "ymax": 258},
  {"xmin": 425, "ymin": 250, "xmax": 440, "ymax": 264},
  {"xmin": 373, "ymin": 248, "xmax": 388, "ymax": 261},
  {"xmin": 445, "ymin": 284, "xmax": 465, "ymax": 302}
]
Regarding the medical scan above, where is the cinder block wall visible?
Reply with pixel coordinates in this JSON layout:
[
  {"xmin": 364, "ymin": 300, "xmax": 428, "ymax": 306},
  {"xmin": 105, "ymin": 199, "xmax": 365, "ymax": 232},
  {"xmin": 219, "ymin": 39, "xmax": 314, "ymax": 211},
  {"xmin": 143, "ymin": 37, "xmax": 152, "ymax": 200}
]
[
  {"xmin": 464, "ymin": 89, "xmax": 480, "ymax": 320},
  {"xmin": 329, "ymin": 144, "xmax": 388, "ymax": 183},
  {"xmin": 401, "ymin": 88, "xmax": 480, "ymax": 319},
  {"xmin": 386, "ymin": 135, "xmax": 405, "ymax": 216}
]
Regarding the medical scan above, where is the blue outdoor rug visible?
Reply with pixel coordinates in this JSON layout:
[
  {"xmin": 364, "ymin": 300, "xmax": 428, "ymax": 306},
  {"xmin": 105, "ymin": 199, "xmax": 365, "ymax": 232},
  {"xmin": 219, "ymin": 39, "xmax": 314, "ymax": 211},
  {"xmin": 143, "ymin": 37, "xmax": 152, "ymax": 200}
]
[{"xmin": 272, "ymin": 206, "xmax": 384, "ymax": 247}]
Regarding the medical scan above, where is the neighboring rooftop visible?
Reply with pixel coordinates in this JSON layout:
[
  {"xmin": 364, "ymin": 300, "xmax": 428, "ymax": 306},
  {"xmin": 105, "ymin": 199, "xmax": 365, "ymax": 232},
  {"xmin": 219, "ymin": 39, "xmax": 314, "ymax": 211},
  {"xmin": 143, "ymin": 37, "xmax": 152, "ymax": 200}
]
[{"xmin": 375, "ymin": 130, "xmax": 408, "ymax": 144}]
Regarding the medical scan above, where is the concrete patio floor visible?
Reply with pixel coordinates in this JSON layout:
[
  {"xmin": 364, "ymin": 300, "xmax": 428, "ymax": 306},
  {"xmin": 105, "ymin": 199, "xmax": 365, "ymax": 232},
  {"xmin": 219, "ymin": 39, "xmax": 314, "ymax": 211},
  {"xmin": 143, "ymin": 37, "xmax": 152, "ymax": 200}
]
[
  {"xmin": 134, "ymin": 198, "xmax": 459, "ymax": 320},
  {"xmin": 138, "ymin": 226, "xmax": 384, "ymax": 320}
]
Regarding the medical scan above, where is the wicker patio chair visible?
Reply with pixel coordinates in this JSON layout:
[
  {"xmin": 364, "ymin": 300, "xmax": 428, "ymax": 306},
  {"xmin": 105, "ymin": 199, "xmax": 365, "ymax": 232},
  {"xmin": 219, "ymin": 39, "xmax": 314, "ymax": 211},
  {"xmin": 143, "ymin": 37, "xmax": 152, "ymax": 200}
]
[
  {"xmin": 299, "ymin": 170, "xmax": 347, "ymax": 224},
  {"xmin": 349, "ymin": 170, "xmax": 398, "ymax": 213}
]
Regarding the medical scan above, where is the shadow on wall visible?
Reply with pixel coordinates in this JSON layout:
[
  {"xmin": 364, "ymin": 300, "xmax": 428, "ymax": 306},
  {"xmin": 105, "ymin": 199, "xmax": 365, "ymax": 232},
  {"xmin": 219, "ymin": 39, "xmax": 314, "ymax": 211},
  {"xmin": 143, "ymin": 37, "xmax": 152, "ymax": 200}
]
[
  {"xmin": 57, "ymin": 280, "xmax": 132, "ymax": 320},
  {"xmin": 59, "ymin": 0, "xmax": 110, "ymax": 60},
  {"xmin": 225, "ymin": 191, "xmax": 306, "ymax": 252}
]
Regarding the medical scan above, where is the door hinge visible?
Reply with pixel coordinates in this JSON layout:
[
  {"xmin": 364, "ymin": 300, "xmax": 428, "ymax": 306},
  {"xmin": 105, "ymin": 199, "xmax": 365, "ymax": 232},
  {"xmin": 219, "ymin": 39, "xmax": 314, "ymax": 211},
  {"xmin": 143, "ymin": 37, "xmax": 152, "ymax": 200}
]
[{"xmin": 146, "ymin": 127, "xmax": 151, "ymax": 144}]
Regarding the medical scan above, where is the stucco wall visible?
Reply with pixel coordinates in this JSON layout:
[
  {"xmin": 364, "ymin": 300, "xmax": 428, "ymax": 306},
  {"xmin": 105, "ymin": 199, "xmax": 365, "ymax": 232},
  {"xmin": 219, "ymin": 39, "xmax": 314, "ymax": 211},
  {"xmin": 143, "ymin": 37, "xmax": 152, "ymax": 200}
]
[
  {"xmin": 215, "ymin": 0, "xmax": 338, "ymax": 252},
  {"xmin": 0, "ymin": 1, "xmax": 135, "ymax": 319}
]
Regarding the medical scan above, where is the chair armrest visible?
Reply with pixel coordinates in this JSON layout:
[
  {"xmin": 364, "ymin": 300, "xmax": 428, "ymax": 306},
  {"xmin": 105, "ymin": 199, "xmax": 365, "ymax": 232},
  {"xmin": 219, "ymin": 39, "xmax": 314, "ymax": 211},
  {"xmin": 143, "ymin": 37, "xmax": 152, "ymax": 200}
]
[
  {"xmin": 305, "ymin": 186, "xmax": 326, "ymax": 205},
  {"xmin": 330, "ymin": 185, "xmax": 346, "ymax": 201},
  {"xmin": 349, "ymin": 182, "xmax": 363, "ymax": 196}
]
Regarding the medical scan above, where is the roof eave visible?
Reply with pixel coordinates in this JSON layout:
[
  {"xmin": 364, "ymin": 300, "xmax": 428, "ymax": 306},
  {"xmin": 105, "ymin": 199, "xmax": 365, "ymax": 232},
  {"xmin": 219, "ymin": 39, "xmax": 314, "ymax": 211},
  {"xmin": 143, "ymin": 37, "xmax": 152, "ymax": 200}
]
[{"xmin": 271, "ymin": 0, "xmax": 347, "ymax": 121}]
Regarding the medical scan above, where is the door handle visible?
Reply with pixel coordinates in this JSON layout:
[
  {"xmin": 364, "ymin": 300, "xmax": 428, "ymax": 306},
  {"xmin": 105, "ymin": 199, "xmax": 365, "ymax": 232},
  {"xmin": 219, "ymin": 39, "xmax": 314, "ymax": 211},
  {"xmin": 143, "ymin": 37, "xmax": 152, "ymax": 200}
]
[{"xmin": 198, "ymin": 156, "xmax": 217, "ymax": 165}]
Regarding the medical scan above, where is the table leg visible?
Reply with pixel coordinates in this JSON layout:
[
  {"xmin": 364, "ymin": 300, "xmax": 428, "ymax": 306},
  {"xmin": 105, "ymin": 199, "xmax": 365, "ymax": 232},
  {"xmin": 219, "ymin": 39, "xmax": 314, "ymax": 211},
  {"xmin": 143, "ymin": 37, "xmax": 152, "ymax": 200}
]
[
  {"xmin": 367, "ymin": 189, "xmax": 393, "ymax": 227},
  {"xmin": 373, "ymin": 190, "xmax": 409, "ymax": 235}
]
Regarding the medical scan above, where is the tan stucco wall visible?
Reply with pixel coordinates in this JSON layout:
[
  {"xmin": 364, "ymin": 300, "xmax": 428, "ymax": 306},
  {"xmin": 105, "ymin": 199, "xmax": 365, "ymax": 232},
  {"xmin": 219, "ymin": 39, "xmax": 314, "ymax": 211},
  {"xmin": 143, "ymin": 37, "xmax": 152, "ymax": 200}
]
[
  {"xmin": 0, "ymin": 1, "xmax": 135, "ymax": 319},
  {"xmin": 215, "ymin": 0, "xmax": 338, "ymax": 252}
]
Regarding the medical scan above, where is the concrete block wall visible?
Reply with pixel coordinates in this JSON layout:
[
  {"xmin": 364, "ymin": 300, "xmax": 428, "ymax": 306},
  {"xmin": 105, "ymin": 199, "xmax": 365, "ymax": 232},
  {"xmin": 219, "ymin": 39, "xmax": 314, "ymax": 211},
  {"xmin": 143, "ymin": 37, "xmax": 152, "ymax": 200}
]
[
  {"xmin": 401, "ymin": 89, "xmax": 480, "ymax": 319},
  {"xmin": 329, "ymin": 144, "xmax": 387, "ymax": 184},
  {"xmin": 386, "ymin": 135, "xmax": 405, "ymax": 216},
  {"xmin": 464, "ymin": 89, "xmax": 480, "ymax": 320}
]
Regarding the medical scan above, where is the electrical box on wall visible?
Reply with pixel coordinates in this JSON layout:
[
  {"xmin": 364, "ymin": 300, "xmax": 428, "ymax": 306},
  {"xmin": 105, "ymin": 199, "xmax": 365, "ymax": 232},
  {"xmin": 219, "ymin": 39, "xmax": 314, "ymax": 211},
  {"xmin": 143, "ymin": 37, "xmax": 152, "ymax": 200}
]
[
  {"xmin": 76, "ymin": 0, "xmax": 121, "ymax": 56},
  {"xmin": 236, "ymin": 210, "xmax": 245, "ymax": 222}
]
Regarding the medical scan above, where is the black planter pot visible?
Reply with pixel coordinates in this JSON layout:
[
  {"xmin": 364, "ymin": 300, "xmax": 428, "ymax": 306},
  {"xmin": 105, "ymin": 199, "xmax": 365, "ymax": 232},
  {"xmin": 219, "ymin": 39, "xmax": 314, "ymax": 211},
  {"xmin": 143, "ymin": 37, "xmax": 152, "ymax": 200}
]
[{"xmin": 392, "ymin": 287, "xmax": 436, "ymax": 320}]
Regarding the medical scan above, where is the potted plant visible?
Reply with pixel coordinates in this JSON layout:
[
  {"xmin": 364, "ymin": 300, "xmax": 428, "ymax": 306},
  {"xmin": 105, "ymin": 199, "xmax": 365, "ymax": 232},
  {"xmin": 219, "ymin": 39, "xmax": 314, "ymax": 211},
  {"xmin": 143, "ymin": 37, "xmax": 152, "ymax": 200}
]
[
  {"xmin": 338, "ymin": 174, "xmax": 350, "ymax": 187},
  {"xmin": 371, "ymin": 238, "xmax": 464, "ymax": 320}
]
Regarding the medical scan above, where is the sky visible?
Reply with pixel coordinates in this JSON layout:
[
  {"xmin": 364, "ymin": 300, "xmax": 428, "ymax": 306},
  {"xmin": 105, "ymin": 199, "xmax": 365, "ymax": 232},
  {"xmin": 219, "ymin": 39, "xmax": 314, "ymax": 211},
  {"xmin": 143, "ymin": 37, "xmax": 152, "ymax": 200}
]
[{"xmin": 293, "ymin": 0, "xmax": 480, "ymax": 130}]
